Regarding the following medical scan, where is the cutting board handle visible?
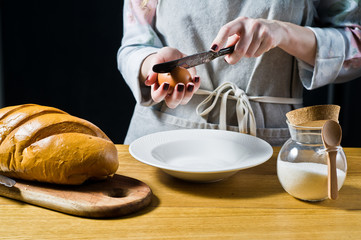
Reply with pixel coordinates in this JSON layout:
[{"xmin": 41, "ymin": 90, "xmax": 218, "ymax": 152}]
[{"xmin": 0, "ymin": 174, "xmax": 152, "ymax": 218}]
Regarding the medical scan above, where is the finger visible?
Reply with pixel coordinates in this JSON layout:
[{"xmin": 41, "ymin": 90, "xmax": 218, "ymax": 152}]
[
  {"xmin": 145, "ymin": 71, "xmax": 158, "ymax": 86},
  {"xmin": 225, "ymin": 28, "xmax": 254, "ymax": 64},
  {"xmin": 187, "ymin": 66, "xmax": 197, "ymax": 80},
  {"xmin": 165, "ymin": 84, "xmax": 185, "ymax": 109},
  {"xmin": 225, "ymin": 34, "xmax": 241, "ymax": 47},
  {"xmin": 192, "ymin": 76, "xmax": 201, "ymax": 91},
  {"xmin": 224, "ymin": 34, "xmax": 242, "ymax": 63},
  {"xmin": 245, "ymin": 35, "xmax": 263, "ymax": 58},
  {"xmin": 186, "ymin": 67, "xmax": 200, "ymax": 89},
  {"xmin": 253, "ymin": 37, "xmax": 273, "ymax": 57},
  {"xmin": 180, "ymin": 83, "xmax": 195, "ymax": 105},
  {"xmin": 224, "ymin": 34, "xmax": 244, "ymax": 64},
  {"xmin": 245, "ymin": 24, "xmax": 272, "ymax": 57},
  {"xmin": 210, "ymin": 17, "xmax": 247, "ymax": 51},
  {"xmin": 151, "ymin": 82, "xmax": 170, "ymax": 102}
]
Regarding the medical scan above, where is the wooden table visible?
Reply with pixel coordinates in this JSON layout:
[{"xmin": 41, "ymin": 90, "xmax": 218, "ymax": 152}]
[{"xmin": 1, "ymin": 145, "xmax": 361, "ymax": 239}]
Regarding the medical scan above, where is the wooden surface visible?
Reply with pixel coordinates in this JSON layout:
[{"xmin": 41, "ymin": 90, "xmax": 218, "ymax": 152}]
[
  {"xmin": 1, "ymin": 145, "xmax": 361, "ymax": 239},
  {"xmin": 0, "ymin": 174, "xmax": 152, "ymax": 218}
]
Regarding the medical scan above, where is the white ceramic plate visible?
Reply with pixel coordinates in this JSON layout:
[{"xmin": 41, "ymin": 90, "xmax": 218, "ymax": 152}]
[{"xmin": 129, "ymin": 129, "xmax": 273, "ymax": 182}]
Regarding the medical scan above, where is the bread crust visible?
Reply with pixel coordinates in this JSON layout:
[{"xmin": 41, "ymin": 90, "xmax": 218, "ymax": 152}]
[{"xmin": 0, "ymin": 104, "xmax": 119, "ymax": 185}]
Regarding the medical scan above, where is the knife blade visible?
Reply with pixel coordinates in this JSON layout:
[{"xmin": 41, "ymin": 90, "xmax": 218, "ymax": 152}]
[
  {"xmin": 0, "ymin": 174, "xmax": 16, "ymax": 187},
  {"xmin": 152, "ymin": 45, "xmax": 235, "ymax": 73}
]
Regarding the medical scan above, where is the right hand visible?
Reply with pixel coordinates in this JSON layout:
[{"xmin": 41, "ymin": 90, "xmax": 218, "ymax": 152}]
[
  {"xmin": 210, "ymin": 16, "xmax": 316, "ymax": 66},
  {"xmin": 141, "ymin": 47, "xmax": 201, "ymax": 109}
]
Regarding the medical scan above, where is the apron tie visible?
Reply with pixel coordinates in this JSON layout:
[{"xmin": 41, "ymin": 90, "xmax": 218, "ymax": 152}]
[
  {"xmin": 195, "ymin": 82, "xmax": 303, "ymax": 136},
  {"xmin": 196, "ymin": 82, "xmax": 257, "ymax": 136}
]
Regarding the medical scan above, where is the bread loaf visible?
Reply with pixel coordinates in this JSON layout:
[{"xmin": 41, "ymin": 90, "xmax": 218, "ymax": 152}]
[{"xmin": 0, "ymin": 104, "xmax": 119, "ymax": 185}]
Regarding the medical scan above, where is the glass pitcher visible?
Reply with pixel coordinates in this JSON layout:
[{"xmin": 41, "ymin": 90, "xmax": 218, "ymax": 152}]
[{"xmin": 277, "ymin": 121, "xmax": 347, "ymax": 201}]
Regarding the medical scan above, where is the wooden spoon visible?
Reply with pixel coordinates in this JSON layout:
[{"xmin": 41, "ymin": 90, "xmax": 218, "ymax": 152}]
[{"xmin": 321, "ymin": 120, "xmax": 342, "ymax": 200}]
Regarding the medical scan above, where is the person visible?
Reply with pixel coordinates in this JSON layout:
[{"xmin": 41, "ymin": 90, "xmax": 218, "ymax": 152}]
[{"xmin": 118, "ymin": 0, "xmax": 361, "ymax": 146}]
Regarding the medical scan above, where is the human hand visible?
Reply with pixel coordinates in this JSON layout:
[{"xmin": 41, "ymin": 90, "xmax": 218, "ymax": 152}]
[
  {"xmin": 210, "ymin": 17, "xmax": 286, "ymax": 64},
  {"xmin": 142, "ymin": 47, "xmax": 200, "ymax": 109}
]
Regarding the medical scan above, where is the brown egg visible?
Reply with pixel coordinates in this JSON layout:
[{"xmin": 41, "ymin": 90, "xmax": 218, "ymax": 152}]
[{"xmin": 158, "ymin": 67, "xmax": 192, "ymax": 91}]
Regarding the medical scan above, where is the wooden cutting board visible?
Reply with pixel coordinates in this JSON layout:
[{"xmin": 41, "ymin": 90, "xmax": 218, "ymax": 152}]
[{"xmin": 0, "ymin": 174, "xmax": 152, "ymax": 218}]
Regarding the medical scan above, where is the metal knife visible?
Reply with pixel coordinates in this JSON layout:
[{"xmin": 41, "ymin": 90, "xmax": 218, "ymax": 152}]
[
  {"xmin": 0, "ymin": 174, "xmax": 16, "ymax": 187},
  {"xmin": 152, "ymin": 45, "xmax": 235, "ymax": 73}
]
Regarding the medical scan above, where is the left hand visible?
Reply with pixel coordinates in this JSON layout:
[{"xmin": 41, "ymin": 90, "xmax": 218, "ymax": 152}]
[{"xmin": 141, "ymin": 47, "xmax": 200, "ymax": 109}]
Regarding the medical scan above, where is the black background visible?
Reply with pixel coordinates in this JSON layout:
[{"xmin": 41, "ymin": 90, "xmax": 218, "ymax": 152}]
[
  {"xmin": 1, "ymin": 0, "xmax": 361, "ymax": 146},
  {"xmin": 1, "ymin": 0, "xmax": 135, "ymax": 144}
]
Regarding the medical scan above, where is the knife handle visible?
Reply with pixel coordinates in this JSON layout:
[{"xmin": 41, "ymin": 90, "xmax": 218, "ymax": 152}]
[{"xmin": 216, "ymin": 46, "xmax": 235, "ymax": 56}]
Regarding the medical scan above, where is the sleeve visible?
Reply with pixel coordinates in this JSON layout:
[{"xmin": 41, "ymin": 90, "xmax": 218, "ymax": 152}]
[
  {"xmin": 298, "ymin": 0, "xmax": 361, "ymax": 90},
  {"xmin": 117, "ymin": 0, "xmax": 162, "ymax": 105}
]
